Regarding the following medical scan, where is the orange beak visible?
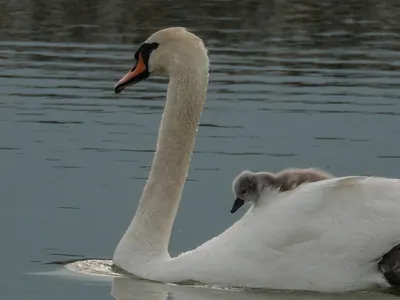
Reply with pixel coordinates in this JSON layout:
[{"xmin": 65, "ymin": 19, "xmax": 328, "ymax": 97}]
[{"xmin": 114, "ymin": 53, "xmax": 149, "ymax": 94}]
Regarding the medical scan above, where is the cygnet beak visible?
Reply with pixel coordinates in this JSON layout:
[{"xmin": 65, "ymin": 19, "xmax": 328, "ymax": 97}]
[{"xmin": 230, "ymin": 198, "xmax": 245, "ymax": 214}]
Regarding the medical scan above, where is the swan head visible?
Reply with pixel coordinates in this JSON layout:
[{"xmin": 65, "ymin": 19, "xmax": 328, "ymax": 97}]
[
  {"xmin": 231, "ymin": 171, "xmax": 276, "ymax": 214},
  {"xmin": 114, "ymin": 27, "xmax": 209, "ymax": 94}
]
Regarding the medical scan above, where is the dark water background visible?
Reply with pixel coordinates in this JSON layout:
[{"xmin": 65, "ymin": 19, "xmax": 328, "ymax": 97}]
[{"xmin": 1, "ymin": 0, "xmax": 400, "ymax": 299}]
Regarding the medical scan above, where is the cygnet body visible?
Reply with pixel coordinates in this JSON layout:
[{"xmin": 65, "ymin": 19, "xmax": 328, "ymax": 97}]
[{"xmin": 231, "ymin": 168, "xmax": 333, "ymax": 213}]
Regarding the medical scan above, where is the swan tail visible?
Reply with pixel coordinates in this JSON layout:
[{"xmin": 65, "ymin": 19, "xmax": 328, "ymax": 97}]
[{"xmin": 379, "ymin": 244, "xmax": 400, "ymax": 287}]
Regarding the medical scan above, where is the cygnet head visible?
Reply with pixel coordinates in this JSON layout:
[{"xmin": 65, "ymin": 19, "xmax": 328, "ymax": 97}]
[
  {"xmin": 231, "ymin": 170, "xmax": 276, "ymax": 214},
  {"xmin": 114, "ymin": 27, "xmax": 209, "ymax": 94}
]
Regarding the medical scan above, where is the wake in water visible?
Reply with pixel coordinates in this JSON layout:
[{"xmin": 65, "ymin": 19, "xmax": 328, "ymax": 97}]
[{"xmin": 50, "ymin": 259, "xmax": 125, "ymax": 277}]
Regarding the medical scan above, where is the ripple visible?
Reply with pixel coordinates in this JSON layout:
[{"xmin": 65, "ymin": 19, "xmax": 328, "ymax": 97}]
[
  {"xmin": 259, "ymin": 108, "xmax": 400, "ymax": 116},
  {"xmin": 63, "ymin": 259, "xmax": 124, "ymax": 278},
  {"xmin": 195, "ymin": 151, "xmax": 299, "ymax": 157},
  {"xmin": 314, "ymin": 137, "xmax": 346, "ymax": 141},
  {"xmin": 0, "ymin": 147, "xmax": 20, "ymax": 151},
  {"xmin": 81, "ymin": 147, "xmax": 154, "ymax": 153},
  {"xmin": 57, "ymin": 206, "xmax": 80, "ymax": 210},
  {"xmin": 17, "ymin": 120, "xmax": 83, "ymax": 124},
  {"xmin": 199, "ymin": 123, "xmax": 243, "ymax": 129},
  {"xmin": 53, "ymin": 165, "xmax": 83, "ymax": 169}
]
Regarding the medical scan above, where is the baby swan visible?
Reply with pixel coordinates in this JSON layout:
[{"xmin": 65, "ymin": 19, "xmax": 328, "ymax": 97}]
[{"xmin": 231, "ymin": 168, "xmax": 333, "ymax": 214}]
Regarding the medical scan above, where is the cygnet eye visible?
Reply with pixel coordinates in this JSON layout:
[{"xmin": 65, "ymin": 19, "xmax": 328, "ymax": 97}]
[{"xmin": 241, "ymin": 190, "xmax": 246, "ymax": 195}]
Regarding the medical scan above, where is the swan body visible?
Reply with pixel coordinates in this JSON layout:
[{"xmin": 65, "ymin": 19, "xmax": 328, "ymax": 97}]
[
  {"xmin": 112, "ymin": 27, "xmax": 400, "ymax": 292},
  {"xmin": 231, "ymin": 168, "xmax": 333, "ymax": 213}
]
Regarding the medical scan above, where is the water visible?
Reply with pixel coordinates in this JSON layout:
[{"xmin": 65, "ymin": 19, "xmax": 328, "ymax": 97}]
[{"xmin": 1, "ymin": 0, "xmax": 400, "ymax": 299}]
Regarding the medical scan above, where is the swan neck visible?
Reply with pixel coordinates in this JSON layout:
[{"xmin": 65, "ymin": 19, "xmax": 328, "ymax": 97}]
[{"xmin": 114, "ymin": 68, "xmax": 208, "ymax": 265}]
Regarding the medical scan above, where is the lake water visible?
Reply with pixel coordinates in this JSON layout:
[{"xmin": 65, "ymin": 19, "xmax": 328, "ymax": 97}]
[{"xmin": 1, "ymin": 0, "xmax": 400, "ymax": 299}]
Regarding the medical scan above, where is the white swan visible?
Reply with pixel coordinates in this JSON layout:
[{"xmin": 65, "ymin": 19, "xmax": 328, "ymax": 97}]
[
  {"xmin": 111, "ymin": 27, "xmax": 400, "ymax": 292},
  {"xmin": 231, "ymin": 168, "xmax": 333, "ymax": 213}
]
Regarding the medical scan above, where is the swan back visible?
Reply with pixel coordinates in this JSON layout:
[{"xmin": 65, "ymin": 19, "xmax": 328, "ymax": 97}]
[
  {"xmin": 169, "ymin": 176, "xmax": 400, "ymax": 292},
  {"xmin": 275, "ymin": 168, "xmax": 333, "ymax": 191}
]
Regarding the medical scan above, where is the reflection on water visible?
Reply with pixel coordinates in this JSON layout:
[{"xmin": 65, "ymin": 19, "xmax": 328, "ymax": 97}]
[
  {"xmin": 111, "ymin": 277, "xmax": 400, "ymax": 300},
  {"xmin": 1, "ymin": 0, "xmax": 400, "ymax": 299}
]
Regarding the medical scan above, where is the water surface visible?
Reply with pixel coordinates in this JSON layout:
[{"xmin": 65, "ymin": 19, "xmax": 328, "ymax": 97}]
[{"xmin": 1, "ymin": 0, "xmax": 400, "ymax": 299}]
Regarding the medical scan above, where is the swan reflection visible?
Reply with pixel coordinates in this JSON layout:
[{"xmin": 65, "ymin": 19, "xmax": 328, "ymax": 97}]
[{"xmin": 110, "ymin": 276, "xmax": 400, "ymax": 300}]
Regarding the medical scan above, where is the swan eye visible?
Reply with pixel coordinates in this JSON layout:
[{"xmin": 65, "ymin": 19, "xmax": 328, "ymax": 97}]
[
  {"xmin": 241, "ymin": 190, "xmax": 246, "ymax": 196},
  {"xmin": 133, "ymin": 42, "xmax": 159, "ymax": 63}
]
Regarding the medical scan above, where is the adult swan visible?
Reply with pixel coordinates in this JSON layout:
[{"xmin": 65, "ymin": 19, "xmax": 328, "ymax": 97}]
[{"xmin": 103, "ymin": 27, "xmax": 400, "ymax": 292}]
